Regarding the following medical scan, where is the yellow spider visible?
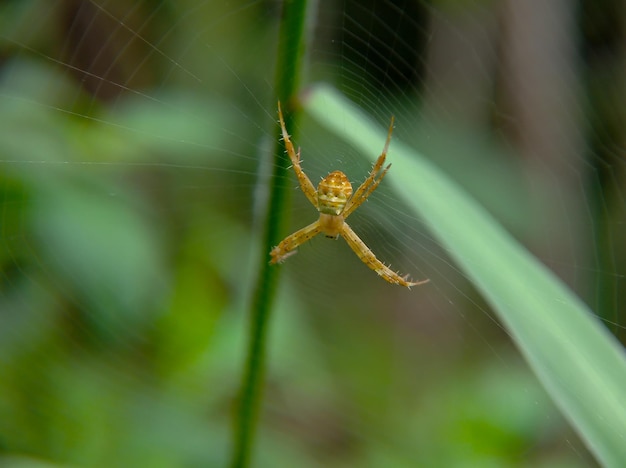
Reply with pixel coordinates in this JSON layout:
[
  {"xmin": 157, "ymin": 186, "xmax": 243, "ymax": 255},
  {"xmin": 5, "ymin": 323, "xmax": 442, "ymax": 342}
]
[{"xmin": 270, "ymin": 102, "xmax": 429, "ymax": 288}]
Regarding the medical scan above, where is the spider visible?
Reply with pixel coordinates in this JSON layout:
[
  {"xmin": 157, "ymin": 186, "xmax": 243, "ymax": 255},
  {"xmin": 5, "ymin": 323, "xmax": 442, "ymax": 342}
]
[{"xmin": 270, "ymin": 102, "xmax": 429, "ymax": 288}]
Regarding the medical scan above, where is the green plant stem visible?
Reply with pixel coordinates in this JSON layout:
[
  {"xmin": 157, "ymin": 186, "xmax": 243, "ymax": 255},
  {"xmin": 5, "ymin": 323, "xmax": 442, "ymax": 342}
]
[{"xmin": 230, "ymin": 1, "xmax": 309, "ymax": 467}]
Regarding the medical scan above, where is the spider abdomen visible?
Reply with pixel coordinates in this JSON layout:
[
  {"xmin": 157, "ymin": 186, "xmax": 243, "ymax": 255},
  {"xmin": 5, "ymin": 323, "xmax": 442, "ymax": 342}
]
[{"xmin": 317, "ymin": 171, "xmax": 353, "ymax": 215}]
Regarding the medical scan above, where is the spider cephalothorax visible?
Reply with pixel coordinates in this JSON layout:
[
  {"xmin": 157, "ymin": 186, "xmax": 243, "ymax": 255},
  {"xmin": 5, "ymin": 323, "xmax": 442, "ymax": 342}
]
[{"xmin": 270, "ymin": 102, "xmax": 428, "ymax": 288}]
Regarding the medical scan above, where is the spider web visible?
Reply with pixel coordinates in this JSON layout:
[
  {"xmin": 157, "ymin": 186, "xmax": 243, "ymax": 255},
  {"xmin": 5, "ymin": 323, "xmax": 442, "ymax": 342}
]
[{"xmin": 0, "ymin": 0, "xmax": 622, "ymax": 465}]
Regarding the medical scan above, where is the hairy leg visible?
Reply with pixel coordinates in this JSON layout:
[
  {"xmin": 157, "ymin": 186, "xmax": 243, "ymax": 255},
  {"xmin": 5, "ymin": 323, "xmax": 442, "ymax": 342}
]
[
  {"xmin": 278, "ymin": 102, "xmax": 318, "ymax": 208},
  {"xmin": 270, "ymin": 220, "xmax": 323, "ymax": 264},
  {"xmin": 340, "ymin": 223, "xmax": 428, "ymax": 288},
  {"xmin": 343, "ymin": 116, "xmax": 394, "ymax": 218}
]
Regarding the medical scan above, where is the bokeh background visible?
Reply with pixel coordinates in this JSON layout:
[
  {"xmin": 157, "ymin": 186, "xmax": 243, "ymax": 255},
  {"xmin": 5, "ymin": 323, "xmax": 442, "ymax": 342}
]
[{"xmin": 1, "ymin": 0, "xmax": 624, "ymax": 466}]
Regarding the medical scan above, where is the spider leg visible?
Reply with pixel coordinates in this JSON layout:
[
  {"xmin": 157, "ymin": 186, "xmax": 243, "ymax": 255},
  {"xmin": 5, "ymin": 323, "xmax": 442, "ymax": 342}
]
[
  {"xmin": 340, "ymin": 223, "xmax": 429, "ymax": 288},
  {"xmin": 343, "ymin": 116, "xmax": 395, "ymax": 219},
  {"xmin": 343, "ymin": 163, "xmax": 391, "ymax": 219},
  {"xmin": 278, "ymin": 102, "xmax": 318, "ymax": 208},
  {"xmin": 270, "ymin": 220, "xmax": 323, "ymax": 264}
]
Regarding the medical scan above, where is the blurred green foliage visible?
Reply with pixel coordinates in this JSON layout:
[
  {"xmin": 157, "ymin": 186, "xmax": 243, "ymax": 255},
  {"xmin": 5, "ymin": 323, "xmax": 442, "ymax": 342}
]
[{"xmin": 1, "ymin": 0, "xmax": 619, "ymax": 466}]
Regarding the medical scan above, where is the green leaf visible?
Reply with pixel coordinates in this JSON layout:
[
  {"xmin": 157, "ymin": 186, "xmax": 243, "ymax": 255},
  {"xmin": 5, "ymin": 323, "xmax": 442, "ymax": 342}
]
[
  {"xmin": 32, "ymin": 179, "xmax": 166, "ymax": 341},
  {"xmin": 303, "ymin": 84, "xmax": 626, "ymax": 467}
]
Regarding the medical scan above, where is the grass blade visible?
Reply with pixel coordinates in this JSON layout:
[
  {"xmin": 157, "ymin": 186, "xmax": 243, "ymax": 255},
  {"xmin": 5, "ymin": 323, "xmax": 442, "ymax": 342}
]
[{"xmin": 304, "ymin": 84, "xmax": 626, "ymax": 466}]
